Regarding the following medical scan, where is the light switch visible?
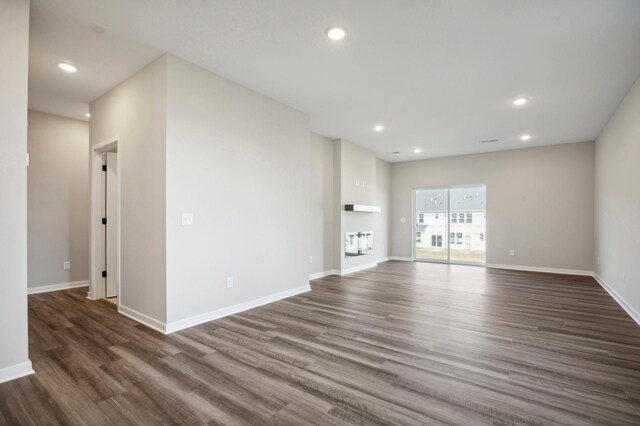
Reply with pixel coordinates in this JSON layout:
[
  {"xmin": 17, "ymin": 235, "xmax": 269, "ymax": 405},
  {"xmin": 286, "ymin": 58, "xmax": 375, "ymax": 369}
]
[
  {"xmin": 181, "ymin": 213, "xmax": 194, "ymax": 226},
  {"xmin": 400, "ymin": 217, "xmax": 406, "ymax": 223}
]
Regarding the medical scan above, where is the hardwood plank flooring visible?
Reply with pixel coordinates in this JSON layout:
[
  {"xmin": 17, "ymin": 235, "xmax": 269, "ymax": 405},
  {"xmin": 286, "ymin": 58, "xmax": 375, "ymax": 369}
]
[{"xmin": 2, "ymin": 261, "xmax": 640, "ymax": 425}]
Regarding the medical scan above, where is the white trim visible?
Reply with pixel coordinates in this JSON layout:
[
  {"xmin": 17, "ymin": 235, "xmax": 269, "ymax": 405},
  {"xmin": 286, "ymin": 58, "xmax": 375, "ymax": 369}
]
[
  {"xmin": 309, "ymin": 270, "xmax": 339, "ymax": 280},
  {"xmin": 118, "ymin": 304, "xmax": 167, "ymax": 334},
  {"xmin": 165, "ymin": 284, "xmax": 311, "ymax": 334},
  {"xmin": 28, "ymin": 280, "xmax": 89, "ymax": 295},
  {"xmin": 376, "ymin": 257, "xmax": 390, "ymax": 263},
  {"xmin": 593, "ymin": 274, "xmax": 640, "ymax": 326},
  {"xmin": 339, "ymin": 262, "xmax": 378, "ymax": 276},
  {"xmin": 86, "ymin": 290, "xmax": 95, "ymax": 300},
  {"xmin": 0, "ymin": 361, "xmax": 34, "ymax": 384},
  {"xmin": 486, "ymin": 263, "xmax": 594, "ymax": 276},
  {"xmin": 389, "ymin": 256, "xmax": 413, "ymax": 262},
  {"xmin": 90, "ymin": 136, "xmax": 121, "ymax": 303}
]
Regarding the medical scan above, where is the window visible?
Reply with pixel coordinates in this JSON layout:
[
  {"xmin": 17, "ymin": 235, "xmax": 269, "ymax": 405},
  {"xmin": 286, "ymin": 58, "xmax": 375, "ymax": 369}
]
[
  {"xmin": 416, "ymin": 231, "xmax": 421, "ymax": 242},
  {"xmin": 414, "ymin": 186, "xmax": 486, "ymax": 264}
]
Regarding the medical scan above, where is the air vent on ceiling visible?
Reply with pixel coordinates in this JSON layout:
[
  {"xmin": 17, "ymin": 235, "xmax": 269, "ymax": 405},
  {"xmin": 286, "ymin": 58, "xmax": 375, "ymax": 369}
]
[{"xmin": 480, "ymin": 139, "xmax": 499, "ymax": 144}]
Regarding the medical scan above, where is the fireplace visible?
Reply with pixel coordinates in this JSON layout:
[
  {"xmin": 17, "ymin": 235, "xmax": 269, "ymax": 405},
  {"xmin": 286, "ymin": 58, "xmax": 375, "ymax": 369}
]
[{"xmin": 345, "ymin": 231, "xmax": 373, "ymax": 257}]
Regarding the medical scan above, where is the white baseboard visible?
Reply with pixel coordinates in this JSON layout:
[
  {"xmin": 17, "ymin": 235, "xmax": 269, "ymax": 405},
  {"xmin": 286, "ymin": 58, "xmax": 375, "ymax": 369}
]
[
  {"xmin": 0, "ymin": 360, "xmax": 34, "ymax": 384},
  {"xmin": 339, "ymin": 262, "xmax": 378, "ymax": 276},
  {"xmin": 310, "ymin": 258, "xmax": 392, "ymax": 280},
  {"xmin": 593, "ymin": 274, "xmax": 640, "ymax": 326},
  {"xmin": 28, "ymin": 280, "xmax": 89, "ymax": 295},
  {"xmin": 486, "ymin": 264, "xmax": 593, "ymax": 276},
  {"xmin": 389, "ymin": 256, "xmax": 413, "ymax": 262},
  {"xmin": 118, "ymin": 304, "xmax": 167, "ymax": 334},
  {"xmin": 165, "ymin": 284, "xmax": 311, "ymax": 334},
  {"xmin": 309, "ymin": 270, "xmax": 339, "ymax": 280}
]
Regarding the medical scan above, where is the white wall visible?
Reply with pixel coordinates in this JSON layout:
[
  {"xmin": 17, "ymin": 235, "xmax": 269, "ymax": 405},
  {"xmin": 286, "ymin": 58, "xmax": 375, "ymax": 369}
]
[
  {"xmin": 90, "ymin": 55, "xmax": 167, "ymax": 324},
  {"xmin": 390, "ymin": 142, "xmax": 595, "ymax": 272},
  {"xmin": 375, "ymin": 158, "xmax": 391, "ymax": 261},
  {"xmin": 335, "ymin": 139, "xmax": 379, "ymax": 272},
  {"xmin": 0, "ymin": 0, "xmax": 33, "ymax": 382},
  {"xmin": 329, "ymin": 139, "xmax": 391, "ymax": 273},
  {"xmin": 309, "ymin": 133, "xmax": 335, "ymax": 276},
  {"xmin": 164, "ymin": 55, "xmax": 310, "ymax": 327},
  {"xmin": 27, "ymin": 111, "xmax": 89, "ymax": 289},
  {"xmin": 595, "ymin": 74, "xmax": 640, "ymax": 321}
]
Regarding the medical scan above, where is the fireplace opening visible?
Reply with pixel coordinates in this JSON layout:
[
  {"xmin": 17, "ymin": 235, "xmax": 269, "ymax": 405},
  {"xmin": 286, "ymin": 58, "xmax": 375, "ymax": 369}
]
[{"xmin": 345, "ymin": 231, "xmax": 373, "ymax": 257}]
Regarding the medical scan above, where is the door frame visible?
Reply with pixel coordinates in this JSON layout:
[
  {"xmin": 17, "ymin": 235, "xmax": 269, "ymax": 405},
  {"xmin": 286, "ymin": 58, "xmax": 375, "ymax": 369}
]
[
  {"xmin": 412, "ymin": 184, "xmax": 487, "ymax": 266},
  {"xmin": 89, "ymin": 136, "xmax": 121, "ymax": 303}
]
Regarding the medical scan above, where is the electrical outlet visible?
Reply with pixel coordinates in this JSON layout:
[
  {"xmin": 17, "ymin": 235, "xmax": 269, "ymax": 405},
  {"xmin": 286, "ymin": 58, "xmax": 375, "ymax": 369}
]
[
  {"xmin": 309, "ymin": 256, "xmax": 313, "ymax": 264},
  {"xmin": 227, "ymin": 276, "xmax": 234, "ymax": 288},
  {"xmin": 623, "ymin": 272, "xmax": 627, "ymax": 284},
  {"xmin": 63, "ymin": 261, "xmax": 71, "ymax": 270},
  {"xmin": 181, "ymin": 213, "xmax": 194, "ymax": 226},
  {"xmin": 509, "ymin": 249, "xmax": 515, "ymax": 256}
]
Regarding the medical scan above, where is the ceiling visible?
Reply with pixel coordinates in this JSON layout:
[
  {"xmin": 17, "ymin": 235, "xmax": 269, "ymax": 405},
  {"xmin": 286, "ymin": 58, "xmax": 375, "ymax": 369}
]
[{"xmin": 28, "ymin": 0, "xmax": 640, "ymax": 162}]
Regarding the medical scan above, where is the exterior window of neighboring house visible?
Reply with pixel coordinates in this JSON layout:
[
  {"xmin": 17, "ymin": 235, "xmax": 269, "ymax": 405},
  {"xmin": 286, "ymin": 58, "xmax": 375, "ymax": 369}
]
[
  {"xmin": 457, "ymin": 233, "xmax": 462, "ymax": 244},
  {"xmin": 480, "ymin": 233, "xmax": 485, "ymax": 241},
  {"xmin": 431, "ymin": 235, "xmax": 437, "ymax": 246},
  {"xmin": 435, "ymin": 213, "xmax": 439, "ymax": 219},
  {"xmin": 418, "ymin": 213, "xmax": 424, "ymax": 223},
  {"xmin": 466, "ymin": 213, "xmax": 472, "ymax": 223},
  {"xmin": 450, "ymin": 232, "xmax": 455, "ymax": 244},
  {"xmin": 451, "ymin": 213, "xmax": 457, "ymax": 223},
  {"xmin": 416, "ymin": 231, "xmax": 421, "ymax": 243}
]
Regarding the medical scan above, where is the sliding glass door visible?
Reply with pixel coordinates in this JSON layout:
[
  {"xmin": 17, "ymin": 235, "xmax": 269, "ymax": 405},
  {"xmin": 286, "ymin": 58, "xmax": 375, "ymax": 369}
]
[
  {"xmin": 414, "ymin": 189, "xmax": 449, "ymax": 261},
  {"xmin": 414, "ymin": 186, "xmax": 486, "ymax": 265}
]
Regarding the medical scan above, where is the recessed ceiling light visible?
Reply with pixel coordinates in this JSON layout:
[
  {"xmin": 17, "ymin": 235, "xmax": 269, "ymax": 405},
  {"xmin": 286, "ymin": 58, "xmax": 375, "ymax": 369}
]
[
  {"xmin": 327, "ymin": 27, "xmax": 346, "ymax": 41},
  {"xmin": 85, "ymin": 113, "xmax": 91, "ymax": 118},
  {"xmin": 57, "ymin": 62, "xmax": 78, "ymax": 73},
  {"xmin": 513, "ymin": 97, "xmax": 528, "ymax": 106},
  {"xmin": 414, "ymin": 148, "xmax": 422, "ymax": 153},
  {"xmin": 520, "ymin": 134, "xmax": 531, "ymax": 141},
  {"xmin": 373, "ymin": 124, "xmax": 384, "ymax": 132}
]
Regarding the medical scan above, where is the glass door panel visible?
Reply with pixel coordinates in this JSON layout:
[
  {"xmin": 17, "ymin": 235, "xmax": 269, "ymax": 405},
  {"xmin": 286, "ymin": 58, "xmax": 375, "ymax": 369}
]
[
  {"xmin": 415, "ymin": 188, "xmax": 449, "ymax": 261},
  {"xmin": 449, "ymin": 186, "xmax": 486, "ymax": 264}
]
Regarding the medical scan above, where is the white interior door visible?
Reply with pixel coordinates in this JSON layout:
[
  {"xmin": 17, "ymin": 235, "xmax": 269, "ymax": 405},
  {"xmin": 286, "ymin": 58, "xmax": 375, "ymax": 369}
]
[{"xmin": 105, "ymin": 152, "xmax": 118, "ymax": 298}]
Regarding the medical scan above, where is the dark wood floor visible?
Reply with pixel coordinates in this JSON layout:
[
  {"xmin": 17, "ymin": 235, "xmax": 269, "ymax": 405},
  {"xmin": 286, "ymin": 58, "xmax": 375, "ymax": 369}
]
[{"xmin": 2, "ymin": 261, "xmax": 640, "ymax": 425}]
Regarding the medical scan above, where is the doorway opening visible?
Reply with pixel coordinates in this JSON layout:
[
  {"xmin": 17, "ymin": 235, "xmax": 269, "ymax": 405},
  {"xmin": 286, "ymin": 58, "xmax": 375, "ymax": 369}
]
[
  {"xmin": 89, "ymin": 138, "xmax": 120, "ymax": 304},
  {"xmin": 413, "ymin": 185, "xmax": 486, "ymax": 265}
]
